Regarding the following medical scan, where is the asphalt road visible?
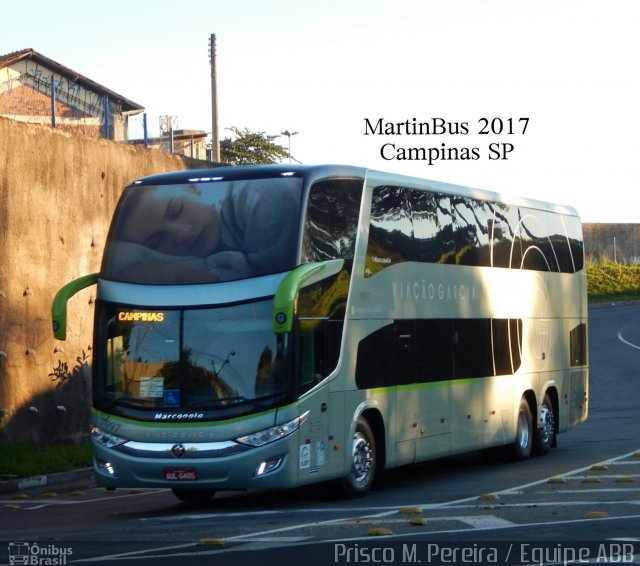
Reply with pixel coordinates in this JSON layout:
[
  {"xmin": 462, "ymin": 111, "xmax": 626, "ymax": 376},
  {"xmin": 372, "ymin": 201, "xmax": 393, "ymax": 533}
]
[{"xmin": 1, "ymin": 303, "xmax": 639, "ymax": 566}]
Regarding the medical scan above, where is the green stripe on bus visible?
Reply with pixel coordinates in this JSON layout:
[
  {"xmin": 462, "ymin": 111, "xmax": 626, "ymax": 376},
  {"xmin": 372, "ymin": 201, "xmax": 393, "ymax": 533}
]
[
  {"xmin": 91, "ymin": 404, "xmax": 293, "ymax": 428},
  {"xmin": 370, "ymin": 377, "xmax": 480, "ymax": 394}
]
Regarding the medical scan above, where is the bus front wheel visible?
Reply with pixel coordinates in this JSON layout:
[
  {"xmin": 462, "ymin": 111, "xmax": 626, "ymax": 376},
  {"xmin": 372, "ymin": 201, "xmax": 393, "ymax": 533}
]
[
  {"xmin": 341, "ymin": 416, "xmax": 377, "ymax": 498},
  {"xmin": 512, "ymin": 397, "xmax": 533, "ymax": 461},
  {"xmin": 172, "ymin": 488, "xmax": 216, "ymax": 504}
]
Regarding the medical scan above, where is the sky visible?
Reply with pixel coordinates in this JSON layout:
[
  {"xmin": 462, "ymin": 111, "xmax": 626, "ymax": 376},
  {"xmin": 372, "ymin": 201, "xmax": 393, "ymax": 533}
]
[{"xmin": 2, "ymin": 0, "xmax": 638, "ymax": 222}]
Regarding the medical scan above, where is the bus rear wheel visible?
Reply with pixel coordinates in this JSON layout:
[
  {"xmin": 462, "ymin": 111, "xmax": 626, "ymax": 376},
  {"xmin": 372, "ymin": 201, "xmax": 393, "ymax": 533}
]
[
  {"xmin": 512, "ymin": 397, "xmax": 533, "ymax": 461},
  {"xmin": 171, "ymin": 488, "xmax": 216, "ymax": 504},
  {"xmin": 341, "ymin": 417, "xmax": 377, "ymax": 498},
  {"xmin": 534, "ymin": 393, "xmax": 556, "ymax": 456}
]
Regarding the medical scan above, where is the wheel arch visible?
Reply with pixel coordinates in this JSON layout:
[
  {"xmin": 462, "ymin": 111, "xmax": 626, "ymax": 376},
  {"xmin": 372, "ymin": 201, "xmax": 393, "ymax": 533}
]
[{"xmin": 522, "ymin": 388, "xmax": 537, "ymax": 420}]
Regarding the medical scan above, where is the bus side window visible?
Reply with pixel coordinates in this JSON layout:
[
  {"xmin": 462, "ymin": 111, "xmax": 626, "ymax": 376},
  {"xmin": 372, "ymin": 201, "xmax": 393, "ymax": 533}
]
[
  {"xmin": 549, "ymin": 212, "xmax": 584, "ymax": 273},
  {"xmin": 365, "ymin": 186, "xmax": 414, "ymax": 277},
  {"xmin": 296, "ymin": 271, "xmax": 349, "ymax": 394},
  {"xmin": 411, "ymin": 191, "xmax": 455, "ymax": 264},
  {"xmin": 302, "ymin": 179, "xmax": 363, "ymax": 263},
  {"xmin": 411, "ymin": 191, "xmax": 492, "ymax": 267}
]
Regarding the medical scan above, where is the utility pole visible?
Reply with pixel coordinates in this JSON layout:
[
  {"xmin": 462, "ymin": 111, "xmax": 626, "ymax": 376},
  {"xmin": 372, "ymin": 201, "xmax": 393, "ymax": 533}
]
[
  {"xmin": 280, "ymin": 130, "xmax": 298, "ymax": 163},
  {"xmin": 209, "ymin": 34, "xmax": 220, "ymax": 162}
]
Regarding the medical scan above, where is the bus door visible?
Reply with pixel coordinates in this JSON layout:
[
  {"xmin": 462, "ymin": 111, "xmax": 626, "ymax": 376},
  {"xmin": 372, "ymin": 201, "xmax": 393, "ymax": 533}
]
[
  {"xmin": 390, "ymin": 320, "xmax": 419, "ymax": 465},
  {"xmin": 295, "ymin": 369, "xmax": 332, "ymax": 481},
  {"xmin": 273, "ymin": 260, "xmax": 348, "ymax": 482}
]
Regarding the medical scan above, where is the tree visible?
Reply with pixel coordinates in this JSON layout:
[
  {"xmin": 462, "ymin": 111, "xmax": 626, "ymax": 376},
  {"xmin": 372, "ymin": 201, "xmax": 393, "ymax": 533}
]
[{"xmin": 219, "ymin": 127, "xmax": 290, "ymax": 165}]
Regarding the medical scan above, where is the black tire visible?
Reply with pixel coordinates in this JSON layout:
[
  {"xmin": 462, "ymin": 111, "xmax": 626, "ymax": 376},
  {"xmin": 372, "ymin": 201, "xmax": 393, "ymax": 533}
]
[
  {"xmin": 171, "ymin": 488, "xmax": 216, "ymax": 504},
  {"xmin": 533, "ymin": 392, "xmax": 556, "ymax": 456},
  {"xmin": 341, "ymin": 417, "xmax": 377, "ymax": 498},
  {"xmin": 512, "ymin": 397, "xmax": 533, "ymax": 461}
]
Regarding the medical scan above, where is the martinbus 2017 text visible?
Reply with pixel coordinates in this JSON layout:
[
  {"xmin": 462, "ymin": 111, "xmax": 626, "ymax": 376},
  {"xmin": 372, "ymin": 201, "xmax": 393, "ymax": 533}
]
[{"xmin": 364, "ymin": 116, "xmax": 529, "ymax": 164}]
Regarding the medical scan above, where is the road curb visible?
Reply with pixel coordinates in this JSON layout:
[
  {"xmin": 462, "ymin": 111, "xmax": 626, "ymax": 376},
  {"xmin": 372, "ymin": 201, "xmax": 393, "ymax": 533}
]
[
  {"xmin": 589, "ymin": 299, "xmax": 640, "ymax": 309},
  {"xmin": 0, "ymin": 467, "xmax": 93, "ymax": 494}
]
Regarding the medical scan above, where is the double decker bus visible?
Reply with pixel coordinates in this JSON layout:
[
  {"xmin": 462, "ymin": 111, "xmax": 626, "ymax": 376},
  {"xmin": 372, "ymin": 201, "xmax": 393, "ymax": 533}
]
[{"xmin": 52, "ymin": 164, "xmax": 588, "ymax": 502}]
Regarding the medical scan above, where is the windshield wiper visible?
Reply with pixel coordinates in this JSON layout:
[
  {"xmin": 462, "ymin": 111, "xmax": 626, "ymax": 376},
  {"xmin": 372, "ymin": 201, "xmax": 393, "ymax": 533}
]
[
  {"xmin": 254, "ymin": 391, "xmax": 287, "ymax": 403},
  {"xmin": 98, "ymin": 396, "xmax": 139, "ymax": 412},
  {"xmin": 187, "ymin": 392, "xmax": 286, "ymax": 407},
  {"xmin": 186, "ymin": 395, "xmax": 250, "ymax": 407},
  {"xmin": 218, "ymin": 395, "xmax": 250, "ymax": 405}
]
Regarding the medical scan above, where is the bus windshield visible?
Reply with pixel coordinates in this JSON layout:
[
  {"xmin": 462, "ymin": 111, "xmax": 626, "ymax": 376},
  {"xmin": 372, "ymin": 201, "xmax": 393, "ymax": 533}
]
[
  {"xmin": 94, "ymin": 299, "xmax": 290, "ymax": 414},
  {"xmin": 101, "ymin": 176, "xmax": 303, "ymax": 285}
]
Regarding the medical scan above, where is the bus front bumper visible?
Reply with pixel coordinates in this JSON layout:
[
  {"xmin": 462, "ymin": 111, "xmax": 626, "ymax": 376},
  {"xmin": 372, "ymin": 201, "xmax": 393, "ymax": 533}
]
[{"xmin": 91, "ymin": 434, "xmax": 300, "ymax": 491}]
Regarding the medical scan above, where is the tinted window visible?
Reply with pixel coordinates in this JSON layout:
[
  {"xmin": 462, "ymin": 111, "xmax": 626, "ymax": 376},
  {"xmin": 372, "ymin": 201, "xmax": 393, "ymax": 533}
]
[
  {"xmin": 570, "ymin": 323, "xmax": 588, "ymax": 366},
  {"xmin": 365, "ymin": 186, "xmax": 414, "ymax": 277},
  {"xmin": 516, "ymin": 211, "xmax": 553, "ymax": 271},
  {"xmin": 411, "ymin": 191, "xmax": 456, "ymax": 264},
  {"xmin": 563, "ymin": 215, "xmax": 585, "ymax": 272},
  {"xmin": 355, "ymin": 318, "xmax": 523, "ymax": 388},
  {"xmin": 364, "ymin": 185, "xmax": 583, "ymax": 276},
  {"xmin": 491, "ymin": 204, "xmax": 519, "ymax": 268},
  {"xmin": 296, "ymin": 270, "xmax": 350, "ymax": 394},
  {"xmin": 302, "ymin": 179, "xmax": 363, "ymax": 262},
  {"xmin": 94, "ymin": 300, "xmax": 287, "ymax": 411},
  {"xmin": 102, "ymin": 177, "xmax": 302, "ymax": 284}
]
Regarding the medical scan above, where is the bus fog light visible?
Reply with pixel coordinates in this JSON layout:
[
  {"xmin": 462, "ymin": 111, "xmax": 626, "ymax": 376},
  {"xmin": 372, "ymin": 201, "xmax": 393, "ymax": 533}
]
[
  {"xmin": 97, "ymin": 459, "xmax": 117, "ymax": 476},
  {"xmin": 254, "ymin": 456, "xmax": 283, "ymax": 477}
]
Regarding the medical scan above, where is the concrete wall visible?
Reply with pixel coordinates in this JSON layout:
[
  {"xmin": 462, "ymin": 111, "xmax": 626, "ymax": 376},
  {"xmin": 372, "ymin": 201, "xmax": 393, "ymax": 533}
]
[{"xmin": 0, "ymin": 117, "xmax": 210, "ymax": 445}]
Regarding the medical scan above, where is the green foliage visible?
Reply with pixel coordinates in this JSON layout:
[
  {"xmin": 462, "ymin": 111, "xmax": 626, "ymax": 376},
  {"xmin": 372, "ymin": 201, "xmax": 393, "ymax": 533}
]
[
  {"xmin": 220, "ymin": 126, "xmax": 290, "ymax": 165},
  {"xmin": 0, "ymin": 441, "xmax": 92, "ymax": 478},
  {"xmin": 587, "ymin": 262, "xmax": 640, "ymax": 302}
]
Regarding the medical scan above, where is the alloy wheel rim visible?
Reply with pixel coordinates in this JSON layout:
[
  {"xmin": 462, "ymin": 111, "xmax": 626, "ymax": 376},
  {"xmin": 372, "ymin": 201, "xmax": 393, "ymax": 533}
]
[{"xmin": 351, "ymin": 432, "xmax": 372, "ymax": 483}]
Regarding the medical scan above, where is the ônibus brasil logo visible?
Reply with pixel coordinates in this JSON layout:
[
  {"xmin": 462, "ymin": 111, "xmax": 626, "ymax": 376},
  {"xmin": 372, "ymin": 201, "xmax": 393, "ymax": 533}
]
[{"xmin": 8, "ymin": 542, "xmax": 73, "ymax": 565}]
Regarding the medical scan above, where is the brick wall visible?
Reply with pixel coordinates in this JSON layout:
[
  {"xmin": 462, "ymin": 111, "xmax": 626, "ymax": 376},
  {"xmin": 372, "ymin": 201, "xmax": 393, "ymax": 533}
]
[{"xmin": 0, "ymin": 85, "xmax": 104, "ymax": 137}]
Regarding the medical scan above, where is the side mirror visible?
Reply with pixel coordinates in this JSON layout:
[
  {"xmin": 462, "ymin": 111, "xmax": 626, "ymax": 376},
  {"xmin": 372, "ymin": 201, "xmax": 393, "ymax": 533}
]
[
  {"xmin": 272, "ymin": 260, "xmax": 344, "ymax": 334},
  {"xmin": 52, "ymin": 273, "xmax": 98, "ymax": 340}
]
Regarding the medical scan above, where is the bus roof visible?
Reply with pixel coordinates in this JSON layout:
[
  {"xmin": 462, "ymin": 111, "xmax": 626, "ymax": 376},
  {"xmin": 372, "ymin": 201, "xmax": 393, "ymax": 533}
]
[
  {"xmin": 128, "ymin": 164, "xmax": 368, "ymax": 187},
  {"xmin": 128, "ymin": 164, "xmax": 580, "ymax": 218}
]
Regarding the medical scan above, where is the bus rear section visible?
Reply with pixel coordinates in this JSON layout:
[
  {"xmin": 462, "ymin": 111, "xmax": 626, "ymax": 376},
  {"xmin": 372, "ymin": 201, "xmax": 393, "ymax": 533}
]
[{"xmin": 343, "ymin": 170, "xmax": 588, "ymax": 470}]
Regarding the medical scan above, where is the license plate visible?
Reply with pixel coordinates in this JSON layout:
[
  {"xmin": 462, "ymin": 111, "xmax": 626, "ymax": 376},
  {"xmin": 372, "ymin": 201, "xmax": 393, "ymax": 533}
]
[{"xmin": 163, "ymin": 467, "xmax": 198, "ymax": 481}]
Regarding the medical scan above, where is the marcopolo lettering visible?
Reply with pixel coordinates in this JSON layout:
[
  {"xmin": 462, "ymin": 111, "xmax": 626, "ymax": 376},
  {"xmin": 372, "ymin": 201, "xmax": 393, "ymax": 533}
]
[{"xmin": 154, "ymin": 412, "xmax": 204, "ymax": 421}]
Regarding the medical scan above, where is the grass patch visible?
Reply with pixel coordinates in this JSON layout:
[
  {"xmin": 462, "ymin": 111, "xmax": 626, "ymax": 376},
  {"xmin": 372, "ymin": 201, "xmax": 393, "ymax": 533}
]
[
  {"xmin": 587, "ymin": 262, "xmax": 640, "ymax": 302},
  {"xmin": 0, "ymin": 440, "xmax": 92, "ymax": 478}
]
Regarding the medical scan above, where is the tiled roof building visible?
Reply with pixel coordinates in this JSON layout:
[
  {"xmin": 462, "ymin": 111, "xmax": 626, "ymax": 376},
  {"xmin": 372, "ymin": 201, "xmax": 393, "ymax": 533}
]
[{"xmin": 0, "ymin": 48, "xmax": 144, "ymax": 141}]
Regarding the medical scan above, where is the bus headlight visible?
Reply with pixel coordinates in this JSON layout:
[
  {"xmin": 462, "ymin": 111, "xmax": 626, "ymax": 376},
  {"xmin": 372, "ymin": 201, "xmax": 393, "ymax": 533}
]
[
  {"xmin": 91, "ymin": 426, "xmax": 127, "ymax": 448},
  {"xmin": 236, "ymin": 411, "xmax": 309, "ymax": 448}
]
